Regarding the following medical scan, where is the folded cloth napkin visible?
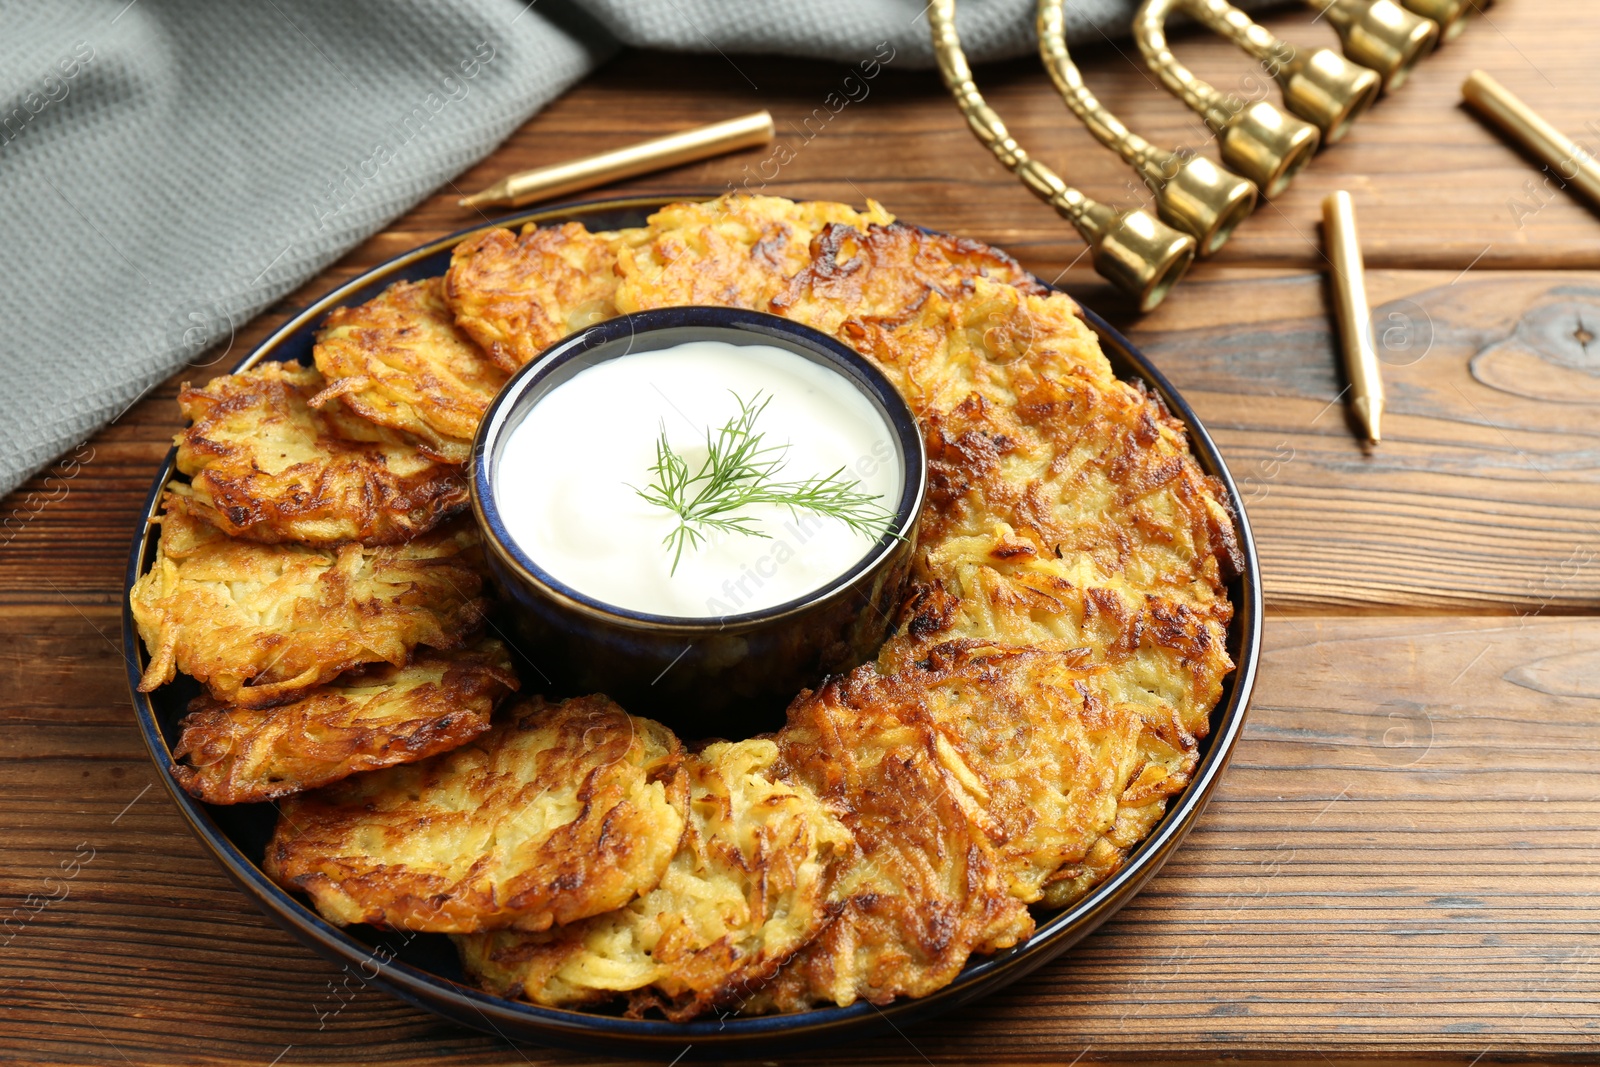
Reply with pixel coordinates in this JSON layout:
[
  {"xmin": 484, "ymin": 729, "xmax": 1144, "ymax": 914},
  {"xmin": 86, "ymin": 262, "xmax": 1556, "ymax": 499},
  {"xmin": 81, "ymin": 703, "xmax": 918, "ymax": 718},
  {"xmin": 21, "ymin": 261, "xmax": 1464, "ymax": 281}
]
[{"xmin": 0, "ymin": 0, "xmax": 1171, "ymax": 496}]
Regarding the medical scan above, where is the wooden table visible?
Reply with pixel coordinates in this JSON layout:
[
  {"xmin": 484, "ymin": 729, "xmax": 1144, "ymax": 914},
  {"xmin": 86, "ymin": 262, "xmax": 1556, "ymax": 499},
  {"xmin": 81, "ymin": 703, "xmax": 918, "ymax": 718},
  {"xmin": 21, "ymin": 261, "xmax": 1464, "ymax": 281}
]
[{"xmin": 5, "ymin": 1, "xmax": 1599, "ymax": 1062}]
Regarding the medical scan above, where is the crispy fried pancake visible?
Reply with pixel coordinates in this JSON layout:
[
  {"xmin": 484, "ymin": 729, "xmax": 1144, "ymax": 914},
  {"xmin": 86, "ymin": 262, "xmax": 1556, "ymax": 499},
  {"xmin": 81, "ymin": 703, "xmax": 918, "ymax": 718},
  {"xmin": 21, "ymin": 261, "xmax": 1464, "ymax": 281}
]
[
  {"xmin": 311, "ymin": 278, "xmax": 506, "ymax": 463},
  {"xmin": 881, "ymin": 643, "xmax": 1152, "ymax": 903},
  {"xmin": 892, "ymin": 538, "xmax": 1232, "ymax": 740},
  {"xmin": 443, "ymin": 222, "xmax": 645, "ymax": 373},
  {"xmin": 781, "ymin": 258, "xmax": 1239, "ymax": 608},
  {"xmin": 455, "ymin": 738, "xmax": 850, "ymax": 1020},
  {"xmin": 613, "ymin": 195, "xmax": 894, "ymax": 314},
  {"xmin": 772, "ymin": 220, "xmax": 1047, "ymax": 332},
  {"xmin": 752, "ymin": 639, "xmax": 1199, "ymax": 1013},
  {"xmin": 855, "ymin": 281, "xmax": 1237, "ymax": 731},
  {"xmin": 265, "ymin": 696, "xmax": 687, "ymax": 934},
  {"xmin": 833, "ymin": 275, "xmax": 1232, "ymax": 912},
  {"xmin": 753, "ymin": 666, "xmax": 1035, "ymax": 1011},
  {"xmin": 171, "ymin": 639, "xmax": 518, "ymax": 805},
  {"xmin": 131, "ymin": 498, "xmax": 486, "ymax": 707},
  {"xmin": 172, "ymin": 360, "xmax": 467, "ymax": 545}
]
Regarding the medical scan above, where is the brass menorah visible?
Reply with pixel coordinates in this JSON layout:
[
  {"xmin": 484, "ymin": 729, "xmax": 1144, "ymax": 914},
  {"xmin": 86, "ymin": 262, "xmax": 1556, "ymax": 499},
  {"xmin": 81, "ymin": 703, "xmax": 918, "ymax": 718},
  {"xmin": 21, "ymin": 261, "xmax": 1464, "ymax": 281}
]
[
  {"xmin": 1309, "ymin": 0, "xmax": 1439, "ymax": 91},
  {"xmin": 1176, "ymin": 0, "xmax": 1384, "ymax": 143},
  {"xmin": 933, "ymin": 0, "xmax": 1478, "ymax": 308},
  {"xmin": 1037, "ymin": 0, "xmax": 1257, "ymax": 255},
  {"xmin": 929, "ymin": 0, "xmax": 1196, "ymax": 311},
  {"xmin": 1401, "ymin": 0, "xmax": 1470, "ymax": 41},
  {"xmin": 1135, "ymin": 0, "xmax": 1322, "ymax": 199}
]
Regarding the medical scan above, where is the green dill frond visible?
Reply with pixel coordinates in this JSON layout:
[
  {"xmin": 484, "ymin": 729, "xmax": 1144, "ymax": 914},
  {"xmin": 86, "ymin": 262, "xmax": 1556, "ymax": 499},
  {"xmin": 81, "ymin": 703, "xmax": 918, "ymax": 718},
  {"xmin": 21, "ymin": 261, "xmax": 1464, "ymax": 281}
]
[{"xmin": 632, "ymin": 391, "xmax": 897, "ymax": 575}]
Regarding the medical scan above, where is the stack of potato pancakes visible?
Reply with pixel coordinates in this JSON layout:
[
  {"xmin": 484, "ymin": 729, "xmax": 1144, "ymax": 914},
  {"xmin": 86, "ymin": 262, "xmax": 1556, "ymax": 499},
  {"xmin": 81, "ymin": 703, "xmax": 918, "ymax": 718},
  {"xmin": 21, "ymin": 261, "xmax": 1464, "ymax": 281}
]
[{"xmin": 130, "ymin": 195, "xmax": 1240, "ymax": 1021}]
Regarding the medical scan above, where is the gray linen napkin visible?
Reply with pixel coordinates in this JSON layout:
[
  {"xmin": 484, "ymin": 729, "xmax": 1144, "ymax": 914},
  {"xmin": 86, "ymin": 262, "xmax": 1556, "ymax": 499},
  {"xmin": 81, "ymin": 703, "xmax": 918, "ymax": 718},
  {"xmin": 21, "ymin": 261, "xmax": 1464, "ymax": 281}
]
[{"xmin": 0, "ymin": 0, "xmax": 1159, "ymax": 497}]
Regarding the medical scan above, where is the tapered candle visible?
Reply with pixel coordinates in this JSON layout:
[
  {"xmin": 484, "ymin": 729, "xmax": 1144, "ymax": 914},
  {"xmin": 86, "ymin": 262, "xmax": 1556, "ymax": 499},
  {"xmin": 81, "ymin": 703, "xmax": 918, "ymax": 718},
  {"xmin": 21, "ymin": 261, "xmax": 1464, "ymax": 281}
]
[
  {"xmin": 1322, "ymin": 191, "xmax": 1385, "ymax": 444},
  {"xmin": 459, "ymin": 111, "xmax": 774, "ymax": 210}
]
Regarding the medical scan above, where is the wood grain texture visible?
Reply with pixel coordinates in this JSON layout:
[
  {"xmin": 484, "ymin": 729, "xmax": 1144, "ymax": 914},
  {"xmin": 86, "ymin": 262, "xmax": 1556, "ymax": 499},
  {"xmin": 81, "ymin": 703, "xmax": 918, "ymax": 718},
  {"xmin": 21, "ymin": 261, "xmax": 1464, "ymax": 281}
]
[
  {"xmin": 1137, "ymin": 267, "xmax": 1600, "ymax": 614},
  {"xmin": 3, "ymin": 0, "xmax": 1599, "ymax": 1062}
]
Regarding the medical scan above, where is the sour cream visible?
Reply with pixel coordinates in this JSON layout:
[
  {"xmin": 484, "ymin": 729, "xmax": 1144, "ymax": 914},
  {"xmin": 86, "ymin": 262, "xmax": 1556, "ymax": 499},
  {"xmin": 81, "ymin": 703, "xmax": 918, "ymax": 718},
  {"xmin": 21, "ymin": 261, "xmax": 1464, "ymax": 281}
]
[{"xmin": 494, "ymin": 340, "xmax": 902, "ymax": 618}]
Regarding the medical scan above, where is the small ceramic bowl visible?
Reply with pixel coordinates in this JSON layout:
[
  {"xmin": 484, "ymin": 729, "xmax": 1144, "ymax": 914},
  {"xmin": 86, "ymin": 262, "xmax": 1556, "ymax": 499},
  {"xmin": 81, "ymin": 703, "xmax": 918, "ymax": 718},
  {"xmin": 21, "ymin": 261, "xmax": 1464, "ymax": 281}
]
[{"xmin": 470, "ymin": 307, "xmax": 927, "ymax": 737}]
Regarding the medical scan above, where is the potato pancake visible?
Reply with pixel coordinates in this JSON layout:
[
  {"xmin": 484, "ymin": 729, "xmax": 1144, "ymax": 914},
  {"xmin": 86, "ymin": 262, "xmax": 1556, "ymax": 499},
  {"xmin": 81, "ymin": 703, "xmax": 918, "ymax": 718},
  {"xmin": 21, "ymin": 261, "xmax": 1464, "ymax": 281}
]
[
  {"xmin": 265, "ymin": 696, "xmax": 687, "ymax": 934},
  {"xmin": 771, "ymin": 219, "xmax": 1048, "ymax": 333},
  {"xmin": 876, "ymin": 642, "xmax": 1153, "ymax": 903},
  {"xmin": 311, "ymin": 278, "xmax": 506, "ymax": 463},
  {"xmin": 173, "ymin": 360, "xmax": 467, "ymax": 545},
  {"xmin": 854, "ymin": 280, "xmax": 1237, "ymax": 741},
  {"xmin": 131, "ymin": 498, "xmax": 486, "ymax": 707},
  {"xmin": 779, "ymin": 263, "xmax": 1239, "ymax": 612},
  {"xmin": 749, "ymin": 666, "xmax": 1035, "ymax": 1012},
  {"xmin": 455, "ymin": 737, "xmax": 850, "ymax": 1020},
  {"xmin": 794, "ymin": 245, "xmax": 1233, "ymax": 918},
  {"xmin": 171, "ymin": 639, "xmax": 518, "ymax": 805},
  {"xmin": 443, "ymin": 221, "xmax": 646, "ymax": 373},
  {"xmin": 613, "ymin": 195, "xmax": 894, "ymax": 314}
]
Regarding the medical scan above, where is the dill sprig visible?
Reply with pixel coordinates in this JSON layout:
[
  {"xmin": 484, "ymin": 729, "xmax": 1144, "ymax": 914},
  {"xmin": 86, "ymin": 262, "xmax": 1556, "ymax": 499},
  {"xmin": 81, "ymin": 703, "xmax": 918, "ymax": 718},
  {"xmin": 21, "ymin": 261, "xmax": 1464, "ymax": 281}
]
[{"xmin": 633, "ymin": 391, "xmax": 897, "ymax": 574}]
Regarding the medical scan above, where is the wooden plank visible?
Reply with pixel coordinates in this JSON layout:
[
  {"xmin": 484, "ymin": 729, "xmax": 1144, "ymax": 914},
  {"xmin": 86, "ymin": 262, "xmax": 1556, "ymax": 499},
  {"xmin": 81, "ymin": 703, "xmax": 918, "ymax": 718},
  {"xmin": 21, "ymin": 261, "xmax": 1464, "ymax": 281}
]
[
  {"xmin": 7, "ymin": 267, "xmax": 1596, "ymax": 614},
  {"xmin": 1130, "ymin": 267, "xmax": 1600, "ymax": 614},
  {"xmin": 1, "ymin": 610, "xmax": 1597, "ymax": 1063}
]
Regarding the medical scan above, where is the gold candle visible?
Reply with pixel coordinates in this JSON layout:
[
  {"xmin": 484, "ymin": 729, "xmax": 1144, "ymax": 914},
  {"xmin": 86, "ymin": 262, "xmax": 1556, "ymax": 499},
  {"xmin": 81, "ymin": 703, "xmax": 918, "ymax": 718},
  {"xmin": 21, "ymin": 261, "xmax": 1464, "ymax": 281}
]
[
  {"xmin": 1322, "ymin": 191, "xmax": 1385, "ymax": 444},
  {"xmin": 459, "ymin": 111, "xmax": 775, "ymax": 210},
  {"xmin": 1463, "ymin": 70, "xmax": 1600, "ymax": 211}
]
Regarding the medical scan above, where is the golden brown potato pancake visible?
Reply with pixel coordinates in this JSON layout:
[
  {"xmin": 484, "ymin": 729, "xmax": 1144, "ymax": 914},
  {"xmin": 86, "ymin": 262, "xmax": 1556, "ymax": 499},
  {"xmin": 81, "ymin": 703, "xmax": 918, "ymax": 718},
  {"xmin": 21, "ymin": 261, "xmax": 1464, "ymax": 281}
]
[
  {"xmin": 753, "ymin": 639, "xmax": 1202, "ymax": 1012},
  {"xmin": 172, "ymin": 360, "xmax": 467, "ymax": 545},
  {"xmin": 455, "ymin": 737, "xmax": 850, "ymax": 1021},
  {"xmin": 874, "ymin": 642, "xmax": 1153, "ymax": 904},
  {"xmin": 772, "ymin": 219, "xmax": 1048, "ymax": 333},
  {"xmin": 311, "ymin": 278, "xmax": 506, "ymax": 463},
  {"xmin": 857, "ymin": 278, "xmax": 1238, "ymax": 732},
  {"xmin": 171, "ymin": 639, "xmax": 518, "ymax": 805},
  {"xmin": 443, "ymin": 221, "xmax": 645, "ymax": 373},
  {"xmin": 265, "ymin": 696, "xmax": 687, "ymax": 934},
  {"xmin": 750, "ymin": 664, "xmax": 1035, "ymax": 1012},
  {"xmin": 778, "ymin": 245, "xmax": 1239, "ymax": 611},
  {"xmin": 814, "ymin": 259, "xmax": 1234, "ymax": 915},
  {"xmin": 131, "ymin": 498, "xmax": 486, "ymax": 707},
  {"xmin": 613, "ymin": 195, "xmax": 894, "ymax": 315}
]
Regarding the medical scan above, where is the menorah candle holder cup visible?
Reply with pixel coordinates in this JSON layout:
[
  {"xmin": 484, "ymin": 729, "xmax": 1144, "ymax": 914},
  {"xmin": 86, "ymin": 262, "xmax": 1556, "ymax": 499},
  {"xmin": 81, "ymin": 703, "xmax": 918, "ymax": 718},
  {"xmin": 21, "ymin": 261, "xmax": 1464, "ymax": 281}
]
[
  {"xmin": 1083, "ymin": 198, "xmax": 1201, "ymax": 305},
  {"xmin": 1181, "ymin": 0, "xmax": 1382, "ymax": 144},
  {"xmin": 1037, "ymin": 0, "xmax": 1257, "ymax": 255},
  {"xmin": 932, "ymin": 0, "xmax": 1196, "ymax": 309},
  {"xmin": 1401, "ymin": 0, "xmax": 1469, "ymax": 41},
  {"xmin": 1312, "ymin": 0, "xmax": 1439, "ymax": 92},
  {"xmin": 1155, "ymin": 154, "xmax": 1260, "ymax": 255},
  {"xmin": 1135, "ymin": 0, "xmax": 1321, "ymax": 198},
  {"xmin": 1222, "ymin": 100, "xmax": 1323, "ymax": 197}
]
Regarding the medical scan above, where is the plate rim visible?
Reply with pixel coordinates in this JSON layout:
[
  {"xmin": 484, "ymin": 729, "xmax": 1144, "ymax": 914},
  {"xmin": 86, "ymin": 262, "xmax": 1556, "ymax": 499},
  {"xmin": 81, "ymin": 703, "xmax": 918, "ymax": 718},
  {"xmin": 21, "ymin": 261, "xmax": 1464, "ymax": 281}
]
[{"xmin": 120, "ymin": 193, "xmax": 1262, "ymax": 1056}]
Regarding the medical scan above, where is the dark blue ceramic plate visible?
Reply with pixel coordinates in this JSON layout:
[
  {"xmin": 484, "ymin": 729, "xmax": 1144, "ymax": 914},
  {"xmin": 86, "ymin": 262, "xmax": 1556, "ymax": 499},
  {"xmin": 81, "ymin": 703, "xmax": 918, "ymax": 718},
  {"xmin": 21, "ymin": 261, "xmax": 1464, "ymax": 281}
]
[{"xmin": 123, "ymin": 195, "xmax": 1262, "ymax": 1059}]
